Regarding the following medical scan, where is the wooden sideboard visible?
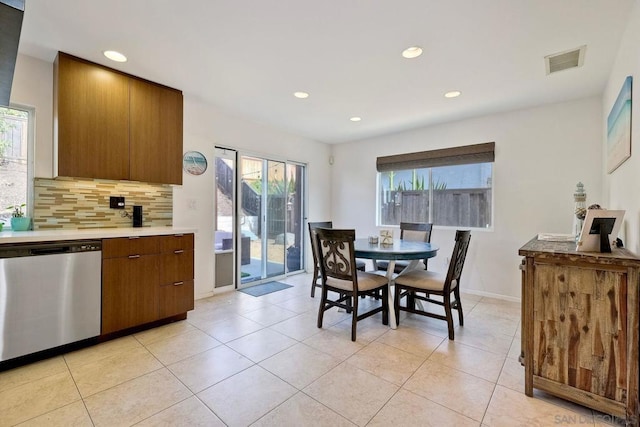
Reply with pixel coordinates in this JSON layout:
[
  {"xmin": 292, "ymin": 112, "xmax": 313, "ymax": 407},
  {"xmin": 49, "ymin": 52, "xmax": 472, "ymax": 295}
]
[{"xmin": 519, "ymin": 237, "xmax": 639, "ymax": 424}]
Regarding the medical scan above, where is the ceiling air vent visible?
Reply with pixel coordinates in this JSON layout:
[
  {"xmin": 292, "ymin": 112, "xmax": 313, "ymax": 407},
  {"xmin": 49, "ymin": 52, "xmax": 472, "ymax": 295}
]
[{"xmin": 545, "ymin": 45, "xmax": 586, "ymax": 75}]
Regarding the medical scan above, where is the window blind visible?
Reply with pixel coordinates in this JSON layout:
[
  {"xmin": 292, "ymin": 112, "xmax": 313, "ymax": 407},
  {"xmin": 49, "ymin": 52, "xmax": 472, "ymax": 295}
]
[{"xmin": 376, "ymin": 142, "xmax": 495, "ymax": 172}]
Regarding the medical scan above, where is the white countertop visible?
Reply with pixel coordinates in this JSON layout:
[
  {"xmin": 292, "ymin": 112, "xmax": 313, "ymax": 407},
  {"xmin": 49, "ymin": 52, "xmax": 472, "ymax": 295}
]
[{"xmin": 0, "ymin": 226, "xmax": 197, "ymax": 244}]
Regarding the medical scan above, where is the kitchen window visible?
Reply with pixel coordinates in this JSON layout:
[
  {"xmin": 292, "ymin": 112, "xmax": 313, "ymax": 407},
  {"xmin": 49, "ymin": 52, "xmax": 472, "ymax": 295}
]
[
  {"xmin": 376, "ymin": 142, "xmax": 494, "ymax": 229},
  {"xmin": 0, "ymin": 105, "xmax": 33, "ymax": 229}
]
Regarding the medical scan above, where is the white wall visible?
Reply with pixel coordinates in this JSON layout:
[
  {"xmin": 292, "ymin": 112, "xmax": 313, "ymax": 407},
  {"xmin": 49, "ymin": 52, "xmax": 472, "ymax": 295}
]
[
  {"xmin": 331, "ymin": 97, "xmax": 603, "ymax": 299},
  {"xmin": 10, "ymin": 53, "xmax": 331, "ymax": 300},
  {"xmin": 603, "ymin": 0, "xmax": 640, "ymax": 254}
]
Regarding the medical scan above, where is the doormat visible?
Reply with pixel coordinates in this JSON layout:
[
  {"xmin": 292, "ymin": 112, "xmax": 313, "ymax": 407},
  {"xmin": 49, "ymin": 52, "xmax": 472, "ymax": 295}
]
[{"xmin": 239, "ymin": 281, "xmax": 292, "ymax": 297}]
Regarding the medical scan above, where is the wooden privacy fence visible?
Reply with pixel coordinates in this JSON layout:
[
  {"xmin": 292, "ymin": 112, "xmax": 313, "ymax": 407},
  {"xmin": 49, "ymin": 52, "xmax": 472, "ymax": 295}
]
[{"xmin": 381, "ymin": 188, "xmax": 491, "ymax": 227}]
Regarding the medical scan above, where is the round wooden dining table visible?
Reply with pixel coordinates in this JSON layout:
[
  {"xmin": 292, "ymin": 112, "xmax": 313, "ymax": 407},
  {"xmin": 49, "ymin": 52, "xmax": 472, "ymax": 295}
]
[{"xmin": 354, "ymin": 238, "xmax": 439, "ymax": 329}]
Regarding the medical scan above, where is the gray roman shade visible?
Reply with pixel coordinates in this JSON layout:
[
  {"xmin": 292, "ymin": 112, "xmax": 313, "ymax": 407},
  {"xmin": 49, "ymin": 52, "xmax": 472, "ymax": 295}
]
[{"xmin": 376, "ymin": 142, "xmax": 495, "ymax": 172}]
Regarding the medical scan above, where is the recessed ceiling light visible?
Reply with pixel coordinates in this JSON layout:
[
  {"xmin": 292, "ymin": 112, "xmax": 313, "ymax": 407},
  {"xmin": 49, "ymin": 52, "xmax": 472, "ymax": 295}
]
[
  {"xmin": 444, "ymin": 90, "xmax": 461, "ymax": 98},
  {"xmin": 350, "ymin": 117, "xmax": 362, "ymax": 122},
  {"xmin": 103, "ymin": 50, "xmax": 127, "ymax": 62},
  {"xmin": 402, "ymin": 46, "xmax": 423, "ymax": 59},
  {"xmin": 293, "ymin": 91, "xmax": 309, "ymax": 99}
]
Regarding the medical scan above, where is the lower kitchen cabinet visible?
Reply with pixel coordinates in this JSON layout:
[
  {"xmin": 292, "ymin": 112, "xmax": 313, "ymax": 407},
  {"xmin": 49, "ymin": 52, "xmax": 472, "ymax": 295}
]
[{"xmin": 102, "ymin": 233, "xmax": 194, "ymax": 335}]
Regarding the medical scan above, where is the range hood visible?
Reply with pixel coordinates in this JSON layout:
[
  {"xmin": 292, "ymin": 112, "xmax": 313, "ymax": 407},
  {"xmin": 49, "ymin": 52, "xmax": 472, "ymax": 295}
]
[{"xmin": 0, "ymin": 0, "xmax": 25, "ymax": 106}]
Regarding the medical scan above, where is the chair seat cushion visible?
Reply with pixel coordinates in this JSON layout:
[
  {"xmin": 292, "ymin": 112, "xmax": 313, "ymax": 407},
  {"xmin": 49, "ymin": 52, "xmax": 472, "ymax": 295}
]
[
  {"xmin": 394, "ymin": 270, "xmax": 457, "ymax": 291},
  {"xmin": 326, "ymin": 271, "xmax": 388, "ymax": 292}
]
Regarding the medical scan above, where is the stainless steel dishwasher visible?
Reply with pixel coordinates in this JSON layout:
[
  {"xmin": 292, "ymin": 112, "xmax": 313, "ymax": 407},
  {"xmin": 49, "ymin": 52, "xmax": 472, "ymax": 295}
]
[{"xmin": 0, "ymin": 240, "xmax": 102, "ymax": 362}]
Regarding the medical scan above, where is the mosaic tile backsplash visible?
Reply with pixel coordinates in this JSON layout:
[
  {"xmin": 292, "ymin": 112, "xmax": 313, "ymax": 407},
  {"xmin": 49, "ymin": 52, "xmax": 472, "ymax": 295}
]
[{"xmin": 34, "ymin": 177, "xmax": 173, "ymax": 230}]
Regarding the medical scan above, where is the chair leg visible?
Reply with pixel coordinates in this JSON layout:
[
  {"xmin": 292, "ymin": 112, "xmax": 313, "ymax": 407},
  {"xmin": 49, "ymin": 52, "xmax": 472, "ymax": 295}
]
[
  {"xmin": 351, "ymin": 293, "xmax": 358, "ymax": 341},
  {"xmin": 394, "ymin": 283, "xmax": 401, "ymax": 326},
  {"xmin": 454, "ymin": 287, "xmax": 464, "ymax": 326},
  {"xmin": 317, "ymin": 286, "xmax": 328, "ymax": 329},
  {"xmin": 311, "ymin": 265, "xmax": 319, "ymax": 297},
  {"xmin": 444, "ymin": 293, "xmax": 455, "ymax": 340},
  {"xmin": 382, "ymin": 286, "xmax": 389, "ymax": 326},
  {"xmin": 345, "ymin": 293, "xmax": 353, "ymax": 313},
  {"xmin": 407, "ymin": 291, "xmax": 415, "ymax": 310}
]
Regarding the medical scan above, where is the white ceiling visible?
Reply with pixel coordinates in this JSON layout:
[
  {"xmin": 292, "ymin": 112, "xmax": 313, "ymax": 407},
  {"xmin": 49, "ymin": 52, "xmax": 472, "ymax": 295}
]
[{"xmin": 17, "ymin": 0, "xmax": 635, "ymax": 144}]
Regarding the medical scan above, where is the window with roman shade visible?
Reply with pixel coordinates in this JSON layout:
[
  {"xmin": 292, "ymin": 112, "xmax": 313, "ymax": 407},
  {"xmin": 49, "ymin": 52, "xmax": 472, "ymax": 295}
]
[{"xmin": 376, "ymin": 142, "xmax": 494, "ymax": 228}]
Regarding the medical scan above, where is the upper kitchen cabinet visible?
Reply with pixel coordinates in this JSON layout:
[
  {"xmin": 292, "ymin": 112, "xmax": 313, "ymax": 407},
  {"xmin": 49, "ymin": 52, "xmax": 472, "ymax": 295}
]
[{"xmin": 54, "ymin": 52, "xmax": 183, "ymax": 185}]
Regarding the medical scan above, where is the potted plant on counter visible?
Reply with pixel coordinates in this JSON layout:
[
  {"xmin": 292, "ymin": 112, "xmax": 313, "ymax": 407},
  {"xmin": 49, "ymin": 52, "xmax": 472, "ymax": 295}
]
[{"xmin": 8, "ymin": 204, "xmax": 31, "ymax": 231}]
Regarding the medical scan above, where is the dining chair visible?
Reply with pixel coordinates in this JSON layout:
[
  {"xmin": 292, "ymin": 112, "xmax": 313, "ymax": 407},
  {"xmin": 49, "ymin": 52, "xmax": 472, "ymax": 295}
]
[
  {"xmin": 376, "ymin": 222, "xmax": 433, "ymax": 274},
  {"xmin": 393, "ymin": 230, "xmax": 471, "ymax": 340},
  {"xmin": 308, "ymin": 221, "xmax": 365, "ymax": 297},
  {"xmin": 315, "ymin": 227, "xmax": 389, "ymax": 341}
]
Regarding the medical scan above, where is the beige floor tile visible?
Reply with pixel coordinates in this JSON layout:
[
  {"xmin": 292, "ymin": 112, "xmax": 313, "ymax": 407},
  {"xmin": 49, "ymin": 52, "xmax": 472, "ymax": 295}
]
[
  {"xmin": 144, "ymin": 329, "xmax": 222, "ymax": 365},
  {"xmin": 593, "ymin": 410, "xmax": 628, "ymax": 426},
  {"xmin": 197, "ymin": 365, "xmax": 297, "ymax": 427},
  {"xmin": 136, "ymin": 396, "xmax": 225, "ymax": 426},
  {"xmin": 275, "ymin": 294, "xmax": 322, "ymax": 314},
  {"xmin": 507, "ymin": 335, "xmax": 523, "ymax": 360},
  {"xmin": 196, "ymin": 314, "xmax": 265, "ymax": 343},
  {"xmin": 229, "ymin": 295, "xmax": 272, "ymax": 314},
  {"xmin": 269, "ymin": 312, "xmax": 324, "ymax": 341},
  {"xmin": 471, "ymin": 299, "xmax": 521, "ymax": 320},
  {"xmin": 483, "ymin": 385, "xmax": 593, "ymax": 426},
  {"xmin": 0, "ymin": 356, "xmax": 68, "ymax": 394},
  {"xmin": 16, "ymin": 401, "xmax": 92, "ymax": 427},
  {"xmin": 0, "ymin": 371, "xmax": 80, "ymax": 427},
  {"xmin": 451, "ymin": 325, "xmax": 513, "ymax": 355},
  {"xmin": 497, "ymin": 357, "xmax": 524, "ymax": 392},
  {"xmin": 226, "ymin": 328, "xmax": 297, "ymax": 362},
  {"xmin": 241, "ymin": 305, "xmax": 299, "ymax": 326},
  {"xmin": 368, "ymin": 389, "xmax": 479, "ymax": 427},
  {"xmin": 464, "ymin": 310, "xmax": 520, "ymax": 336},
  {"xmin": 63, "ymin": 336, "xmax": 142, "ymax": 370},
  {"xmin": 429, "ymin": 340, "xmax": 506, "ymax": 382},
  {"xmin": 403, "ymin": 360, "xmax": 494, "ymax": 421},
  {"xmin": 375, "ymin": 327, "xmax": 444, "ymax": 358},
  {"xmin": 84, "ymin": 368, "xmax": 192, "ymax": 427},
  {"xmin": 397, "ymin": 313, "xmax": 451, "ymax": 338},
  {"xmin": 260, "ymin": 342, "xmax": 341, "ymax": 389},
  {"xmin": 133, "ymin": 320, "xmax": 196, "ymax": 346},
  {"xmin": 252, "ymin": 392, "xmax": 356, "ymax": 427},
  {"xmin": 70, "ymin": 345, "xmax": 162, "ymax": 397},
  {"xmin": 304, "ymin": 362, "xmax": 399, "ymax": 426},
  {"xmin": 346, "ymin": 341, "xmax": 426, "ymax": 386},
  {"xmin": 168, "ymin": 345, "xmax": 253, "ymax": 393},
  {"xmin": 303, "ymin": 330, "xmax": 365, "ymax": 361},
  {"xmin": 187, "ymin": 304, "xmax": 239, "ymax": 327}
]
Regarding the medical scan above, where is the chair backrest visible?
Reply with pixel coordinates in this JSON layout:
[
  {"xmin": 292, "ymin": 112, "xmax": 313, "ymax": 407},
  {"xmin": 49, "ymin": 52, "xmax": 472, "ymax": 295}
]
[
  {"xmin": 314, "ymin": 227, "xmax": 358, "ymax": 284},
  {"xmin": 308, "ymin": 221, "xmax": 333, "ymax": 267},
  {"xmin": 444, "ymin": 230, "xmax": 471, "ymax": 292},
  {"xmin": 399, "ymin": 222, "xmax": 433, "ymax": 243}
]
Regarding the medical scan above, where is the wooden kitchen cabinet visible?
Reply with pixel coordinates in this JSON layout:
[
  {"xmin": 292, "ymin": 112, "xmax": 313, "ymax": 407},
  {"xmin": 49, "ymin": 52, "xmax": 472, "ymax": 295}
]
[
  {"xmin": 54, "ymin": 52, "xmax": 183, "ymax": 185},
  {"xmin": 519, "ymin": 237, "xmax": 639, "ymax": 424},
  {"xmin": 102, "ymin": 236, "xmax": 161, "ymax": 334},
  {"xmin": 101, "ymin": 234, "xmax": 194, "ymax": 335},
  {"xmin": 54, "ymin": 53, "xmax": 130, "ymax": 180},
  {"xmin": 130, "ymin": 79, "xmax": 183, "ymax": 184},
  {"xmin": 159, "ymin": 234, "xmax": 195, "ymax": 318}
]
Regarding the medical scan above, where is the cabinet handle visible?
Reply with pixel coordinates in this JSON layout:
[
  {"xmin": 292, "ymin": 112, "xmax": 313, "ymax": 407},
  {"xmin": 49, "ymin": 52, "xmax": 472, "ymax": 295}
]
[
  {"xmin": 174, "ymin": 250, "xmax": 184, "ymax": 254},
  {"xmin": 174, "ymin": 234, "xmax": 184, "ymax": 237},
  {"xmin": 173, "ymin": 281, "xmax": 184, "ymax": 286},
  {"xmin": 129, "ymin": 236, "xmax": 140, "ymax": 240},
  {"xmin": 128, "ymin": 254, "xmax": 141, "ymax": 259}
]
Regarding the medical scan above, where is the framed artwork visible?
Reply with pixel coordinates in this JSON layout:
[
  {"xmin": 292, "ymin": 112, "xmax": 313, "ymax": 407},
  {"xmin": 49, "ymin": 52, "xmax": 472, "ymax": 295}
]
[
  {"xmin": 183, "ymin": 151, "xmax": 208, "ymax": 176},
  {"xmin": 607, "ymin": 76, "xmax": 632, "ymax": 174},
  {"xmin": 576, "ymin": 209, "xmax": 625, "ymax": 252}
]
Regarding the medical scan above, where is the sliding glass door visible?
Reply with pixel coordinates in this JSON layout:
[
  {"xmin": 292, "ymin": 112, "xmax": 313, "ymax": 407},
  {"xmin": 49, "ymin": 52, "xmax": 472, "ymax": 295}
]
[{"xmin": 238, "ymin": 155, "xmax": 305, "ymax": 286}]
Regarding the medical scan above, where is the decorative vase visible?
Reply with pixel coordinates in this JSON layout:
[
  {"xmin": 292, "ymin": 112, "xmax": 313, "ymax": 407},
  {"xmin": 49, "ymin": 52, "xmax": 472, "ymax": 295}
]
[{"xmin": 11, "ymin": 217, "xmax": 31, "ymax": 231}]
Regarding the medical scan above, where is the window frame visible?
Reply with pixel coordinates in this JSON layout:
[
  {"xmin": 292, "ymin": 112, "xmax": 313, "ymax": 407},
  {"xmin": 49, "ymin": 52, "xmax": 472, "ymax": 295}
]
[
  {"xmin": 376, "ymin": 143, "xmax": 495, "ymax": 231},
  {"xmin": 0, "ymin": 103, "xmax": 35, "ymax": 228}
]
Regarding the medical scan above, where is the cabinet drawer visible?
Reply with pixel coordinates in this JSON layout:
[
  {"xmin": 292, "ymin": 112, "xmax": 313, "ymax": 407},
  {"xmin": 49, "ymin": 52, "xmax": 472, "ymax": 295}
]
[
  {"xmin": 159, "ymin": 280, "xmax": 194, "ymax": 318},
  {"xmin": 103, "ymin": 236, "xmax": 161, "ymax": 258},
  {"xmin": 160, "ymin": 250, "xmax": 194, "ymax": 284},
  {"xmin": 161, "ymin": 233, "xmax": 194, "ymax": 253}
]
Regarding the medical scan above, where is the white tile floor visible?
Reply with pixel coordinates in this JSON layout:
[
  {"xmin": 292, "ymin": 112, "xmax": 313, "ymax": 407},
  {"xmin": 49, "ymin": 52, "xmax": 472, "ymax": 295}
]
[{"xmin": 0, "ymin": 273, "xmax": 626, "ymax": 426}]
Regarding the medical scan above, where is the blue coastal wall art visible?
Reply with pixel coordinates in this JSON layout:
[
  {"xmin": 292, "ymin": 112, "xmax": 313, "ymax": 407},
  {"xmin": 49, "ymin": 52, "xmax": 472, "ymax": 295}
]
[{"xmin": 607, "ymin": 75, "xmax": 632, "ymax": 173}]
